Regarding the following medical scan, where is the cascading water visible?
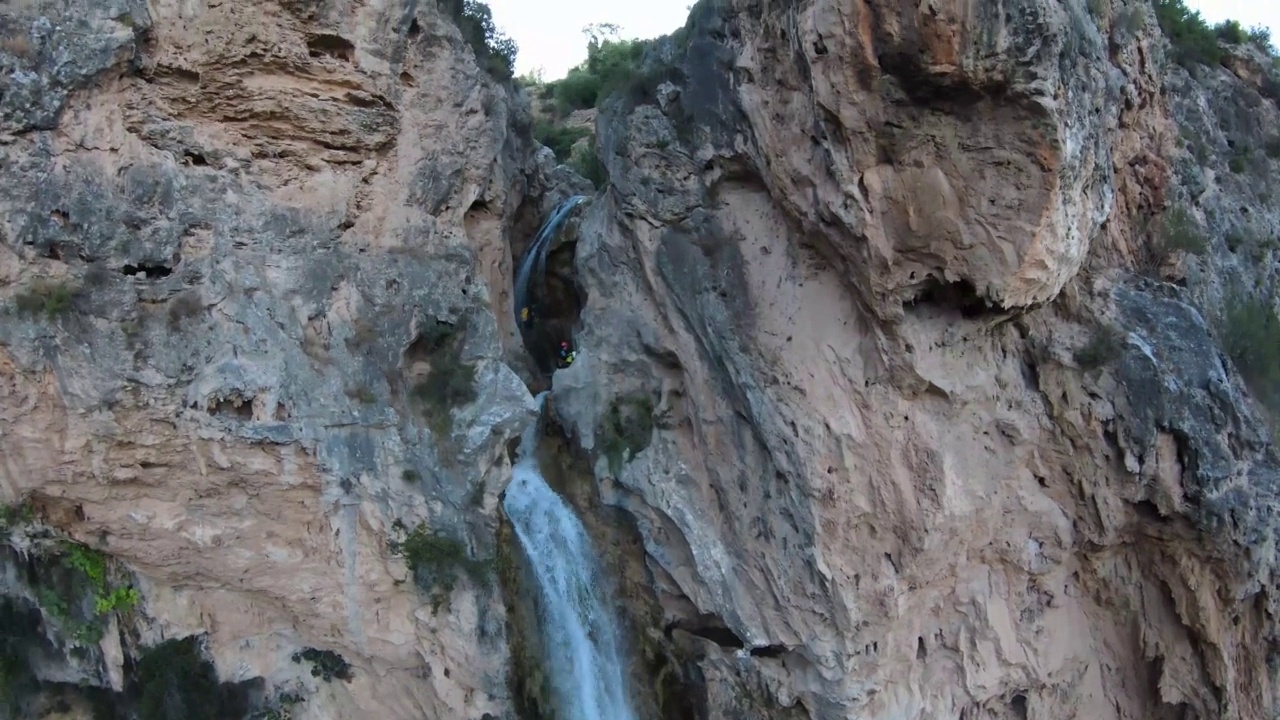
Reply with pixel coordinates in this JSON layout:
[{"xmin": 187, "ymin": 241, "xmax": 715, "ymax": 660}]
[
  {"xmin": 514, "ymin": 195, "xmax": 586, "ymax": 327},
  {"xmin": 502, "ymin": 392, "xmax": 639, "ymax": 720}
]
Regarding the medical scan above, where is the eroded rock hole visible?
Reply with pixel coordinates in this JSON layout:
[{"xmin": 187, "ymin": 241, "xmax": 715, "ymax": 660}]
[
  {"xmin": 667, "ymin": 614, "xmax": 745, "ymax": 649},
  {"xmin": 306, "ymin": 33, "xmax": 355, "ymax": 61},
  {"xmin": 907, "ymin": 277, "xmax": 997, "ymax": 318},
  {"xmin": 204, "ymin": 392, "xmax": 255, "ymax": 420},
  {"xmin": 121, "ymin": 262, "xmax": 173, "ymax": 279}
]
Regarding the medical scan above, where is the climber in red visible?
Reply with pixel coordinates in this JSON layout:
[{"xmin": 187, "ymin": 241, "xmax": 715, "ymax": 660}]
[{"xmin": 556, "ymin": 340, "xmax": 577, "ymax": 369}]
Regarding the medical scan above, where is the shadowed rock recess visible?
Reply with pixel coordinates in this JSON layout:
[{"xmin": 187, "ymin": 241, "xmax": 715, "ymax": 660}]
[{"xmin": 3, "ymin": 0, "xmax": 1280, "ymax": 718}]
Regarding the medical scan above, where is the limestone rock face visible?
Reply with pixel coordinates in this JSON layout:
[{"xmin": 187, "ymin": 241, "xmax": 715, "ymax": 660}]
[
  {"xmin": 554, "ymin": 1, "xmax": 1280, "ymax": 718},
  {"xmin": 1, "ymin": 0, "xmax": 536, "ymax": 717},
  {"xmin": 5, "ymin": 0, "xmax": 1280, "ymax": 718}
]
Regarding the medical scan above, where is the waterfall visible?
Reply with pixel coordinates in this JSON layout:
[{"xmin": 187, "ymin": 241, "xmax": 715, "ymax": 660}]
[
  {"xmin": 514, "ymin": 195, "xmax": 586, "ymax": 327},
  {"xmin": 502, "ymin": 392, "xmax": 639, "ymax": 720}
]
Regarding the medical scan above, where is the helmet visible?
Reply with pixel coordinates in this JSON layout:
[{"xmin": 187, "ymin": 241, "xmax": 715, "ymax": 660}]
[{"xmin": 560, "ymin": 341, "xmax": 569, "ymax": 349}]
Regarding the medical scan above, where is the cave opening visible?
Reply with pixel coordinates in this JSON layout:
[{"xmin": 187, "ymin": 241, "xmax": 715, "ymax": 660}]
[
  {"xmin": 509, "ymin": 195, "xmax": 590, "ymax": 382},
  {"xmin": 905, "ymin": 276, "xmax": 999, "ymax": 318}
]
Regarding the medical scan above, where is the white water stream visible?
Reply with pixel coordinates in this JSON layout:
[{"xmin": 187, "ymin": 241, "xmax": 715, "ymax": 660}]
[{"xmin": 501, "ymin": 393, "xmax": 639, "ymax": 720}]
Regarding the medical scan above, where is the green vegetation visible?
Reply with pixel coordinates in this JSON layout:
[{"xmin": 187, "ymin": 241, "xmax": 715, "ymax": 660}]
[
  {"xmin": 401, "ymin": 468, "xmax": 421, "ymax": 483},
  {"xmin": 569, "ymin": 144, "xmax": 608, "ymax": 189},
  {"xmin": 534, "ymin": 121, "xmax": 591, "ymax": 162},
  {"xmin": 67, "ymin": 543, "xmax": 141, "ymax": 616},
  {"xmin": 12, "ymin": 279, "xmax": 76, "ymax": 318},
  {"xmin": 1228, "ymin": 149, "xmax": 1249, "ymax": 174},
  {"xmin": 1220, "ymin": 287, "xmax": 1280, "ymax": 414},
  {"xmin": 1212, "ymin": 19, "xmax": 1274, "ymax": 52},
  {"xmin": 135, "ymin": 637, "xmax": 220, "ymax": 720},
  {"xmin": 1074, "ymin": 325, "xmax": 1126, "ymax": 370},
  {"xmin": 409, "ymin": 322, "xmax": 477, "ymax": 437},
  {"xmin": 0, "ymin": 597, "xmax": 42, "ymax": 718},
  {"xmin": 443, "ymin": 0, "xmax": 517, "ymax": 80},
  {"xmin": 30, "ymin": 542, "xmax": 141, "ymax": 646},
  {"xmin": 1159, "ymin": 206, "xmax": 1208, "ymax": 255},
  {"xmin": 597, "ymin": 395, "xmax": 656, "ymax": 476},
  {"xmin": 290, "ymin": 648, "xmax": 352, "ymax": 682},
  {"xmin": 388, "ymin": 522, "xmax": 491, "ymax": 612},
  {"xmin": 1139, "ymin": 204, "xmax": 1209, "ymax": 274},
  {"xmin": 539, "ymin": 24, "xmax": 653, "ymax": 116},
  {"xmin": 1152, "ymin": 0, "xmax": 1276, "ymax": 68},
  {"xmin": 256, "ymin": 692, "xmax": 306, "ymax": 720},
  {"xmin": 0, "ymin": 500, "xmax": 36, "ymax": 540}
]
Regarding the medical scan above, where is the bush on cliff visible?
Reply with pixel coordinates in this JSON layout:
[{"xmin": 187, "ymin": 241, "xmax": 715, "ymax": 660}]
[
  {"xmin": 544, "ymin": 24, "xmax": 653, "ymax": 115},
  {"xmin": 1152, "ymin": 0, "xmax": 1276, "ymax": 67},
  {"xmin": 443, "ymin": 0, "xmax": 517, "ymax": 80},
  {"xmin": 534, "ymin": 120, "xmax": 590, "ymax": 161},
  {"xmin": 1152, "ymin": 0, "xmax": 1223, "ymax": 67},
  {"xmin": 1220, "ymin": 287, "xmax": 1280, "ymax": 414}
]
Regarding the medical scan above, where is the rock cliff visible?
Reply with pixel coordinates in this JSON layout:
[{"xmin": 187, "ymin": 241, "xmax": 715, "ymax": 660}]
[{"xmin": 2, "ymin": 0, "xmax": 1279, "ymax": 719}]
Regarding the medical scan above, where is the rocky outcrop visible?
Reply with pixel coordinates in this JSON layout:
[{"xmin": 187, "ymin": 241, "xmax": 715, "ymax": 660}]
[
  {"xmin": 552, "ymin": 0, "xmax": 1280, "ymax": 719},
  {"xmin": 4, "ymin": 0, "xmax": 1280, "ymax": 718},
  {"xmin": 1, "ymin": 0, "xmax": 539, "ymax": 717}
]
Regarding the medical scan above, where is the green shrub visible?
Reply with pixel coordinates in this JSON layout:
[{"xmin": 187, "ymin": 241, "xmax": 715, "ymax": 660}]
[
  {"xmin": 0, "ymin": 598, "xmax": 44, "ymax": 718},
  {"xmin": 0, "ymin": 501, "xmax": 35, "ymax": 529},
  {"xmin": 12, "ymin": 280, "xmax": 75, "ymax": 318},
  {"xmin": 1214, "ymin": 19, "xmax": 1249, "ymax": 45},
  {"xmin": 1247, "ymin": 25, "xmax": 1274, "ymax": 53},
  {"xmin": 569, "ymin": 143, "xmax": 607, "ymax": 189},
  {"xmin": 544, "ymin": 26, "xmax": 654, "ymax": 114},
  {"xmin": 443, "ymin": 0, "xmax": 517, "ymax": 80},
  {"xmin": 1228, "ymin": 152, "xmax": 1248, "ymax": 173},
  {"xmin": 1220, "ymin": 288, "xmax": 1280, "ymax": 413},
  {"xmin": 1074, "ymin": 326, "xmax": 1125, "ymax": 370},
  {"xmin": 290, "ymin": 648, "xmax": 351, "ymax": 682},
  {"xmin": 407, "ymin": 321, "xmax": 477, "ymax": 437},
  {"xmin": 135, "ymin": 637, "xmax": 220, "ymax": 720},
  {"xmin": 597, "ymin": 395, "xmax": 655, "ymax": 475},
  {"xmin": 389, "ymin": 524, "xmax": 491, "ymax": 610},
  {"xmin": 412, "ymin": 358, "xmax": 477, "ymax": 436},
  {"xmin": 1152, "ymin": 0, "xmax": 1223, "ymax": 67},
  {"xmin": 52, "ymin": 542, "xmax": 140, "ymax": 639},
  {"xmin": 534, "ymin": 120, "xmax": 591, "ymax": 162},
  {"xmin": 1160, "ymin": 205, "xmax": 1207, "ymax": 255}
]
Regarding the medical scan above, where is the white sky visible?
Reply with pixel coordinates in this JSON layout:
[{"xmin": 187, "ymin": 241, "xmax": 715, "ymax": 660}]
[{"xmin": 486, "ymin": 0, "xmax": 1279, "ymax": 81}]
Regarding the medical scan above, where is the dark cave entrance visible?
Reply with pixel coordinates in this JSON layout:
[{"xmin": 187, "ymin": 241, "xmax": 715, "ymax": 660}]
[{"xmin": 510, "ymin": 195, "xmax": 590, "ymax": 380}]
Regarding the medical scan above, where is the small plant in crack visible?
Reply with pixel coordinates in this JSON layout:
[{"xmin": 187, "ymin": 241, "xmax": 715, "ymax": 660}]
[
  {"xmin": 291, "ymin": 648, "xmax": 352, "ymax": 683},
  {"xmin": 12, "ymin": 280, "xmax": 77, "ymax": 318},
  {"xmin": 597, "ymin": 394, "xmax": 656, "ymax": 475},
  {"xmin": 1074, "ymin": 325, "xmax": 1125, "ymax": 370},
  {"xmin": 407, "ymin": 321, "xmax": 478, "ymax": 437},
  {"xmin": 388, "ymin": 523, "xmax": 492, "ymax": 613}
]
